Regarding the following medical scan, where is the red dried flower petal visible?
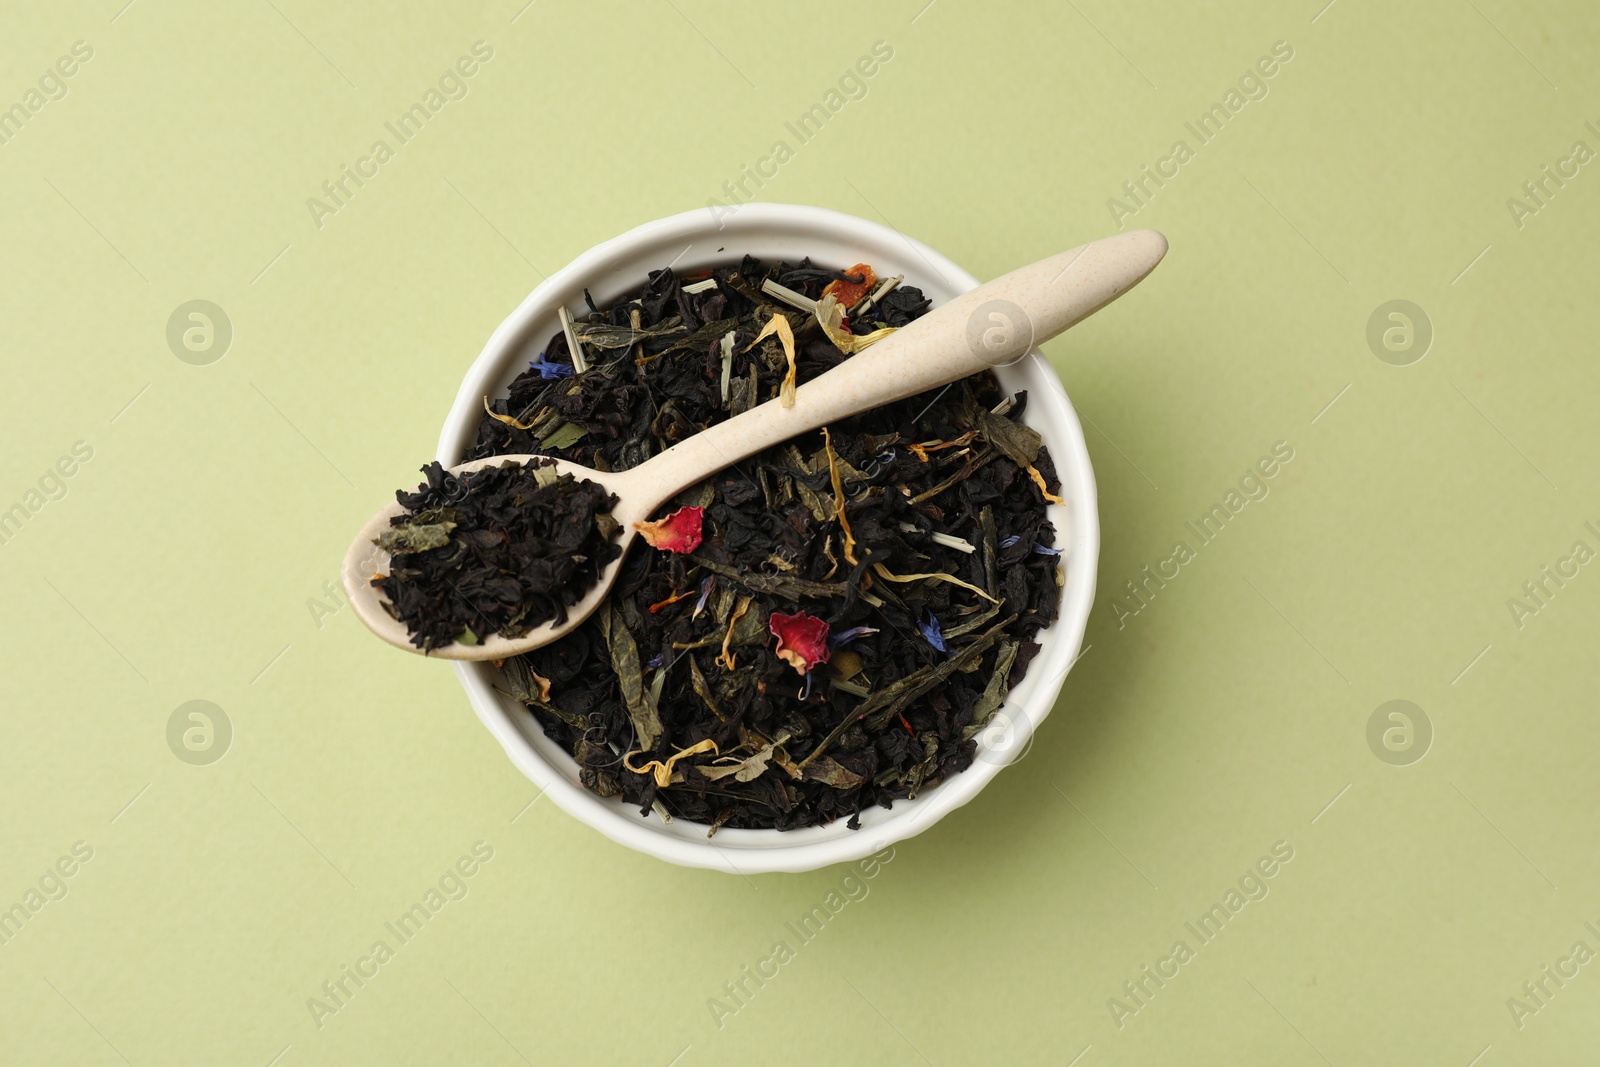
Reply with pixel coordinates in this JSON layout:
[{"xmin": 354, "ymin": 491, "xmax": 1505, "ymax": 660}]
[
  {"xmin": 634, "ymin": 505, "xmax": 704, "ymax": 554},
  {"xmin": 821, "ymin": 262, "xmax": 877, "ymax": 309},
  {"xmin": 769, "ymin": 610, "xmax": 831, "ymax": 675}
]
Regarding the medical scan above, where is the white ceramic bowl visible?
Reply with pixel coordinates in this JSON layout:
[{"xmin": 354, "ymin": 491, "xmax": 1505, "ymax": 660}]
[{"xmin": 437, "ymin": 203, "xmax": 1098, "ymax": 873}]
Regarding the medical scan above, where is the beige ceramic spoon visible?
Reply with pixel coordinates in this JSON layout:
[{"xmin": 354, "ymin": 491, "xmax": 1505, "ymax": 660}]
[{"xmin": 343, "ymin": 229, "xmax": 1168, "ymax": 659}]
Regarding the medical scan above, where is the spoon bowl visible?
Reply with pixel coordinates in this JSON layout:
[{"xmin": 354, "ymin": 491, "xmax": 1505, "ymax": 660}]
[{"xmin": 340, "ymin": 455, "xmax": 650, "ymax": 660}]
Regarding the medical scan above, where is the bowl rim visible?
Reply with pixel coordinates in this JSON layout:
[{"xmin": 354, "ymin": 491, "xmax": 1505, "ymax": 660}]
[{"xmin": 436, "ymin": 202, "xmax": 1098, "ymax": 873}]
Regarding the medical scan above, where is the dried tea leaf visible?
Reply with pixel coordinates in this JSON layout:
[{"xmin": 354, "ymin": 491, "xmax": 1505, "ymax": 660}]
[
  {"xmin": 980, "ymin": 505, "xmax": 1000, "ymax": 596},
  {"xmin": 784, "ymin": 445, "xmax": 831, "ymax": 521},
  {"xmin": 964, "ymin": 639, "xmax": 1021, "ymax": 739},
  {"xmin": 977, "ymin": 408, "xmax": 1043, "ymax": 467},
  {"xmin": 942, "ymin": 602, "xmax": 1000, "ymax": 640},
  {"xmin": 541, "ymin": 421, "xmax": 589, "ymax": 450},
  {"xmin": 822, "ymin": 426, "xmax": 858, "ymax": 565},
  {"xmin": 690, "ymin": 555, "xmax": 849, "ymax": 601},
  {"xmin": 597, "ymin": 601, "xmax": 662, "ymax": 752},
  {"xmin": 802, "ymin": 755, "xmax": 865, "ymax": 790},
  {"xmin": 498, "ymin": 656, "xmax": 553, "ymax": 704},
  {"xmin": 689, "ymin": 656, "xmax": 725, "ymax": 720},
  {"xmin": 730, "ymin": 600, "xmax": 769, "ymax": 647},
  {"xmin": 377, "ymin": 519, "xmax": 455, "ymax": 554},
  {"xmin": 832, "ymin": 677, "xmax": 871, "ymax": 697},
  {"xmin": 659, "ymin": 315, "xmax": 743, "ymax": 360},
  {"xmin": 700, "ymin": 744, "xmax": 776, "ymax": 783},
  {"xmin": 574, "ymin": 317, "xmax": 685, "ymax": 349}
]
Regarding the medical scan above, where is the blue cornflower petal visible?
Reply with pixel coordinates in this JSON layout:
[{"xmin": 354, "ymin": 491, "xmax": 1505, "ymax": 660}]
[
  {"xmin": 528, "ymin": 358, "xmax": 574, "ymax": 379},
  {"xmin": 919, "ymin": 610, "xmax": 948, "ymax": 653},
  {"xmin": 692, "ymin": 575, "xmax": 715, "ymax": 619},
  {"xmin": 829, "ymin": 625, "xmax": 879, "ymax": 648}
]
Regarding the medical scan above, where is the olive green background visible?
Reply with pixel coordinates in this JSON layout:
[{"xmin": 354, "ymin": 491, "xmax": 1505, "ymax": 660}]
[{"xmin": 3, "ymin": 0, "xmax": 1598, "ymax": 1063}]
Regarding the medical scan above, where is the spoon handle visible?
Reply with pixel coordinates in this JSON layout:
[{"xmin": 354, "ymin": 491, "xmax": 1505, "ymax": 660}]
[{"xmin": 622, "ymin": 229, "xmax": 1166, "ymax": 511}]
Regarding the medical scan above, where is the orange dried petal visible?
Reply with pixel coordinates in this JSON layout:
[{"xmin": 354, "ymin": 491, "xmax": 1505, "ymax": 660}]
[{"xmin": 821, "ymin": 262, "xmax": 877, "ymax": 309}]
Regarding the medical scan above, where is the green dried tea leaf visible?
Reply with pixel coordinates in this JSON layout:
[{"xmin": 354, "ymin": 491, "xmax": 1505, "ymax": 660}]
[
  {"xmin": 942, "ymin": 601, "xmax": 1000, "ymax": 640},
  {"xmin": 658, "ymin": 315, "xmax": 742, "ymax": 360},
  {"xmin": 782, "ymin": 446, "xmax": 831, "ymax": 521},
  {"xmin": 597, "ymin": 601, "xmax": 662, "ymax": 752},
  {"xmin": 980, "ymin": 505, "xmax": 1000, "ymax": 596},
  {"xmin": 498, "ymin": 656, "xmax": 543, "ymax": 704},
  {"xmin": 377, "ymin": 519, "xmax": 455, "ymax": 554},
  {"xmin": 700, "ymin": 744, "xmax": 776, "ymax": 783},
  {"xmin": 729, "ymin": 601, "xmax": 768, "ymax": 647},
  {"xmin": 541, "ymin": 421, "xmax": 589, "ymax": 450},
  {"xmin": 965, "ymin": 639, "xmax": 1020, "ymax": 738},
  {"xmin": 802, "ymin": 755, "xmax": 865, "ymax": 790},
  {"xmin": 691, "ymin": 555, "xmax": 850, "ymax": 601},
  {"xmin": 977, "ymin": 408, "xmax": 1043, "ymax": 468},
  {"xmin": 905, "ymin": 732, "xmax": 942, "ymax": 799},
  {"xmin": 689, "ymin": 656, "xmax": 725, "ymax": 721},
  {"xmin": 574, "ymin": 316, "xmax": 686, "ymax": 349}
]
